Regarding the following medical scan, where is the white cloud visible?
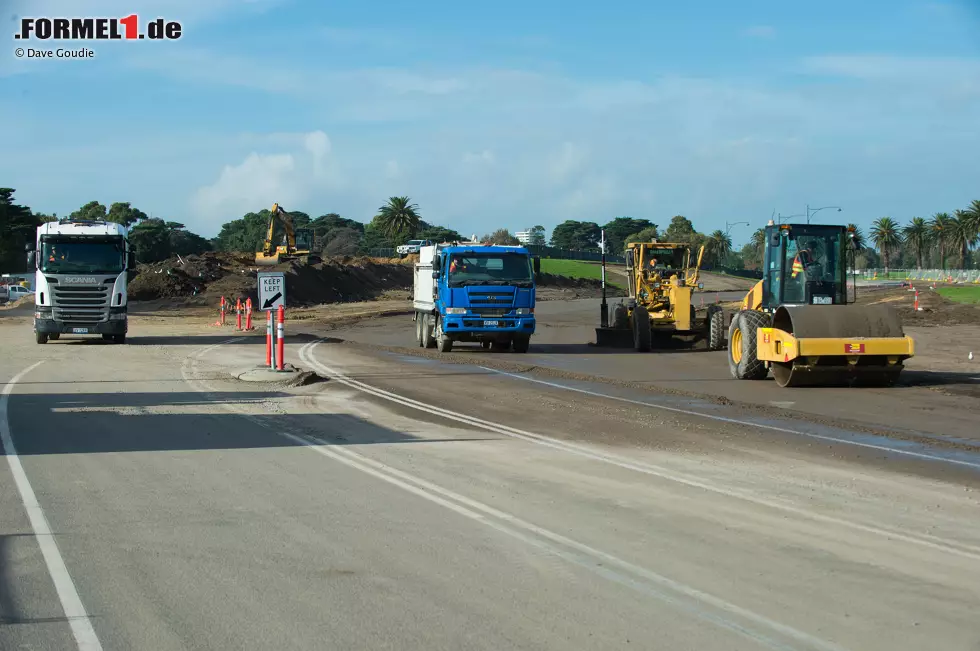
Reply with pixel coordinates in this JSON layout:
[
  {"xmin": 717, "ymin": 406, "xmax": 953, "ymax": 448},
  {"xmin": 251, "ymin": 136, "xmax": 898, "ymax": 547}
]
[
  {"xmin": 742, "ymin": 25, "xmax": 776, "ymax": 38},
  {"xmin": 801, "ymin": 55, "xmax": 980, "ymax": 81}
]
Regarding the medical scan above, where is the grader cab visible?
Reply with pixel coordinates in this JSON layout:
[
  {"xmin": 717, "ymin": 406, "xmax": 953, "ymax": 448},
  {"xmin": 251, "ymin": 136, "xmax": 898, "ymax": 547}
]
[
  {"xmin": 596, "ymin": 241, "xmax": 725, "ymax": 351},
  {"xmin": 728, "ymin": 222, "xmax": 914, "ymax": 387}
]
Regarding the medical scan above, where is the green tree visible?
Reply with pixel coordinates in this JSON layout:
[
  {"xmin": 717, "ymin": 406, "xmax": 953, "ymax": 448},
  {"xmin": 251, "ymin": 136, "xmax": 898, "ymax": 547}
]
[
  {"xmin": 902, "ymin": 217, "xmax": 929, "ymax": 270},
  {"xmin": 951, "ymin": 210, "xmax": 978, "ymax": 269},
  {"xmin": 106, "ymin": 201, "xmax": 147, "ymax": 226},
  {"xmin": 549, "ymin": 220, "xmax": 601, "ymax": 249},
  {"xmin": 528, "ymin": 225, "xmax": 547, "ymax": 246},
  {"xmin": 483, "ymin": 228, "xmax": 520, "ymax": 245},
  {"xmin": 930, "ymin": 212, "xmax": 953, "ymax": 271},
  {"xmin": 846, "ymin": 224, "xmax": 865, "ymax": 251},
  {"xmin": 625, "ymin": 225, "xmax": 660, "ymax": 246},
  {"xmin": 213, "ymin": 210, "xmax": 275, "ymax": 253},
  {"xmin": 664, "ymin": 215, "xmax": 697, "ymax": 243},
  {"xmin": 375, "ymin": 196, "xmax": 421, "ymax": 242},
  {"xmin": 418, "ymin": 225, "xmax": 463, "ymax": 243},
  {"xmin": 0, "ymin": 188, "xmax": 40, "ymax": 273},
  {"xmin": 705, "ymin": 229, "xmax": 733, "ymax": 268},
  {"xmin": 603, "ymin": 217, "xmax": 654, "ymax": 252},
  {"xmin": 312, "ymin": 212, "xmax": 364, "ymax": 234},
  {"xmin": 70, "ymin": 200, "xmax": 108, "ymax": 221},
  {"xmin": 870, "ymin": 217, "xmax": 901, "ymax": 271},
  {"xmin": 359, "ymin": 217, "xmax": 396, "ymax": 253}
]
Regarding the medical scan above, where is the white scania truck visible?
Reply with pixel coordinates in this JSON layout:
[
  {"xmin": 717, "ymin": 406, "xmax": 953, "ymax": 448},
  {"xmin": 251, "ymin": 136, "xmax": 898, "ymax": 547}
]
[{"xmin": 26, "ymin": 218, "xmax": 135, "ymax": 344}]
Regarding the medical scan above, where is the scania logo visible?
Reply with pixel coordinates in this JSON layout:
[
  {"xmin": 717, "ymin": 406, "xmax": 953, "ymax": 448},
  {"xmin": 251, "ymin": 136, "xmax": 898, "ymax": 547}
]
[{"xmin": 62, "ymin": 276, "xmax": 98, "ymax": 285}]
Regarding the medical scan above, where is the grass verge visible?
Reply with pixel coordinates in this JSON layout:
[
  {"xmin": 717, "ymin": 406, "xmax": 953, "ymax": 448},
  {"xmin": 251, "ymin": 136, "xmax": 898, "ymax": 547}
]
[
  {"xmin": 936, "ymin": 286, "xmax": 980, "ymax": 304},
  {"xmin": 539, "ymin": 259, "xmax": 626, "ymax": 288}
]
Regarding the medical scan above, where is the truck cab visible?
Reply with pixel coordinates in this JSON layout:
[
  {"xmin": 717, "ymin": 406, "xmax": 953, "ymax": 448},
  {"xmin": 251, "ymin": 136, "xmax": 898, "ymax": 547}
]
[
  {"xmin": 414, "ymin": 244, "xmax": 540, "ymax": 352},
  {"xmin": 27, "ymin": 218, "xmax": 135, "ymax": 344}
]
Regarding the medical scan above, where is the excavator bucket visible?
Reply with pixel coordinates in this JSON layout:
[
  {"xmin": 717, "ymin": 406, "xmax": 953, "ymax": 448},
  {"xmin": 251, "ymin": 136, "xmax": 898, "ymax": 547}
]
[
  {"xmin": 254, "ymin": 252, "xmax": 281, "ymax": 266},
  {"xmin": 756, "ymin": 304, "xmax": 914, "ymax": 387}
]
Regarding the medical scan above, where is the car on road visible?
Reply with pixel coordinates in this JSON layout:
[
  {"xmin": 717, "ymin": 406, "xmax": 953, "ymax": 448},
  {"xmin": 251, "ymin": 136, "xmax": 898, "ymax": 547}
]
[
  {"xmin": 6, "ymin": 285, "xmax": 34, "ymax": 301},
  {"xmin": 396, "ymin": 239, "xmax": 433, "ymax": 258}
]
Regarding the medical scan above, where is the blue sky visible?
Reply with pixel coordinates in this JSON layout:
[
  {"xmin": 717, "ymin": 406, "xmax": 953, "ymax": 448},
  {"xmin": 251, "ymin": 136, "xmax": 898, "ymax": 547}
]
[{"xmin": 3, "ymin": 0, "xmax": 978, "ymax": 245}]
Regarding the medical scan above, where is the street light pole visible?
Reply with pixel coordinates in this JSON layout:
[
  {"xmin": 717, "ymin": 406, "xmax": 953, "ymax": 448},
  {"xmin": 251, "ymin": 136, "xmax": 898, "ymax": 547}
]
[{"xmin": 806, "ymin": 204, "xmax": 843, "ymax": 224}]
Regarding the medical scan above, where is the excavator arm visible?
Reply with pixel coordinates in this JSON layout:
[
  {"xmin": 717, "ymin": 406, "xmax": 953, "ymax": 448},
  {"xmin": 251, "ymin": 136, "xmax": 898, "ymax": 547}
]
[{"xmin": 256, "ymin": 202, "xmax": 299, "ymax": 265}]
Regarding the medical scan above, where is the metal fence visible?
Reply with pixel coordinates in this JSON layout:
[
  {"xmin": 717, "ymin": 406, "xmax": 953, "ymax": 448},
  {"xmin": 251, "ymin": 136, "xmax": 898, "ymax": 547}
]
[
  {"xmin": 363, "ymin": 245, "xmax": 627, "ymax": 264},
  {"xmin": 861, "ymin": 268, "xmax": 980, "ymax": 284}
]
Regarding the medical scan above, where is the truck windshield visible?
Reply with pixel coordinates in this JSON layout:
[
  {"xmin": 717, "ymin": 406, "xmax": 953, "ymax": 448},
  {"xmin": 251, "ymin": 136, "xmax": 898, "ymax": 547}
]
[
  {"xmin": 448, "ymin": 253, "xmax": 533, "ymax": 287},
  {"xmin": 40, "ymin": 237, "xmax": 126, "ymax": 274}
]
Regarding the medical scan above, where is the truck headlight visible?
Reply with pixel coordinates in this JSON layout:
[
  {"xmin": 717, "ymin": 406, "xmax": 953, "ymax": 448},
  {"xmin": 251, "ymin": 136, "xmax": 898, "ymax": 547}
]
[
  {"xmin": 513, "ymin": 308, "xmax": 532, "ymax": 315},
  {"xmin": 35, "ymin": 308, "xmax": 52, "ymax": 319},
  {"xmin": 445, "ymin": 307, "xmax": 466, "ymax": 315},
  {"xmin": 109, "ymin": 313, "xmax": 128, "ymax": 321}
]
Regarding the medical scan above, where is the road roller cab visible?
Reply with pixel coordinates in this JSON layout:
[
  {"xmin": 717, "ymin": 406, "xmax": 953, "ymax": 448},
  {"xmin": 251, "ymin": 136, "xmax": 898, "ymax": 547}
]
[{"xmin": 728, "ymin": 222, "xmax": 914, "ymax": 387}]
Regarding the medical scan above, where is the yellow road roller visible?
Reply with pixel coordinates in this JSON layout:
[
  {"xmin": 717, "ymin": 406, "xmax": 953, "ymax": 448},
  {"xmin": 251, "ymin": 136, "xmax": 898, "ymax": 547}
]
[{"xmin": 728, "ymin": 222, "xmax": 914, "ymax": 387}]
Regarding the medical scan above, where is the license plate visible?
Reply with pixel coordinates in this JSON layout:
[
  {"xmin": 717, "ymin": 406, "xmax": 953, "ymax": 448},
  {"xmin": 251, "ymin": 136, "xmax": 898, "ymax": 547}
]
[
  {"xmin": 72, "ymin": 328, "xmax": 89, "ymax": 334},
  {"xmin": 483, "ymin": 320, "xmax": 499, "ymax": 327},
  {"xmin": 812, "ymin": 296, "xmax": 832, "ymax": 305}
]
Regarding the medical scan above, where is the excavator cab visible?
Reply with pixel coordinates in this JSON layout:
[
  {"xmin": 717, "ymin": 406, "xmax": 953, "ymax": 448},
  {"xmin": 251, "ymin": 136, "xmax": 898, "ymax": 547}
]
[{"xmin": 728, "ymin": 223, "xmax": 914, "ymax": 387}]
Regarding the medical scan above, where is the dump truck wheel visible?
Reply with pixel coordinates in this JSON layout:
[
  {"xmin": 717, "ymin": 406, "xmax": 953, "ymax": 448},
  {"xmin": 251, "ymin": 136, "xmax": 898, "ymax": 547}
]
[
  {"xmin": 36, "ymin": 333, "xmax": 48, "ymax": 344},
  {"xmin": 706, "ymin": 305, "xmax": 725, "ymax": 351},
  {"xmin": 490, "ymin": 339, "xmax": 510, "ymax": 352},
  {"xmin": 632, "ymin": 306, "xmax": 651, "ymax": 352},
  {"xmin": 481, "ymin": 340, "xmax": 491, "ymax": 349},
  {"xmin": 114, "ymin": 335, "xmax": 126, "ymax": 344},
  {"xmin": 728, "ymin": 310, "xmax": 769, "ymax": 380},
  {"xmin": 512, "ymin": 335, "xmax": 530, "ymax": 353},
  {"xmin": 421, "ymin": 315, "xmax": 435, "ymax": 348},
  {"xmin": 49, "ymin": 333, "xmax": 60, "ymax": 341},
  {"xmin": 415, "ymin": 315, "xmax": 423, "ymax": 347},
  {"xmin": 435, "ymin": 318, "xmax": 453, "ymax": 352}
]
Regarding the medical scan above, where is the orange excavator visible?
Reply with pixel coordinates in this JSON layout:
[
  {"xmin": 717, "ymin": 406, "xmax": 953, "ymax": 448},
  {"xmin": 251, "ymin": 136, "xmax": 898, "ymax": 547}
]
[{"xmin": 254, "ymin": 203, "xmax": 321, "ymax": 266}]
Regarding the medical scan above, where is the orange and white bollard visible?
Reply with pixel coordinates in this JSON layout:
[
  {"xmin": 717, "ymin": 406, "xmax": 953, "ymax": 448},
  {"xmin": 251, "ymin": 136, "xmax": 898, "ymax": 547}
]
[
  {"xmin": 276, "ymin": 304, "xmax": 285, "ymax": 371},
  {"xmin": 245, "ymin": 298, "xmax": 253, "ymax": 331},
  {"xmin": 914, "ymin": 290, "xmax": 920, "ymax": 311},
  {"xmin": 220, "ymin": 296, "xmax": 226, "ymax": 326},
  {"xmin": 236, "ymin": 298, "xmax": 243, "ymax": 331}
]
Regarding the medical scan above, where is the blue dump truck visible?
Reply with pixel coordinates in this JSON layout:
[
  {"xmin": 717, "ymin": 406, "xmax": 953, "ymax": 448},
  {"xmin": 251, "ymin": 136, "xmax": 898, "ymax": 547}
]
[{"xmin": 413, "ymin": 242, "xmax": 540, "ymax": 353}]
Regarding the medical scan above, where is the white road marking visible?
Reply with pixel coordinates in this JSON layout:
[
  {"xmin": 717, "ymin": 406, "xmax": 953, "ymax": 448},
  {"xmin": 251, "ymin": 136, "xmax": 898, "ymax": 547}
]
[
  {"xmin": 294, "ymin": 340, "xmax": 980, "ymax": 561},
  {"xmin": 769, "ymin": 401, "xmax": 796, "ymax": 408},
  {"xmin": 481, "ymin": 367, "xmax": 980, "ymax": 472},
  {"xmin": 1, "ymin": 362, "xmax": 104, "ymax": 651},
  {"xmin": 181, "ymin": 347, "xmax": 846, "ymax": 651}
]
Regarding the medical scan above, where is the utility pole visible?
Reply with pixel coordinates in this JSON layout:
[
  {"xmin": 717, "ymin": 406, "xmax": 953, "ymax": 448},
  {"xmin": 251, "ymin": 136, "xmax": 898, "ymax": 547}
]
[{"xmin": 599, "ymin": 229, "xmax": 608, "ymax": 328}]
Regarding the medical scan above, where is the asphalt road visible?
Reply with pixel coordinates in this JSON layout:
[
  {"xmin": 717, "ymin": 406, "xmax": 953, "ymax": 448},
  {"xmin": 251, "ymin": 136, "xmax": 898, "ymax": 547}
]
[{"xmin": 2, "ymin": 314, "xmax": 980, "ymax": 650}]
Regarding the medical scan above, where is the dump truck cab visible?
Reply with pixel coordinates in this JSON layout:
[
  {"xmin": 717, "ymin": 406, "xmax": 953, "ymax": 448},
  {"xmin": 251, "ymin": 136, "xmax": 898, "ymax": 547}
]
[{"xmin": 729, "ymin": 222, "xmax": 914, "ymax": 387}]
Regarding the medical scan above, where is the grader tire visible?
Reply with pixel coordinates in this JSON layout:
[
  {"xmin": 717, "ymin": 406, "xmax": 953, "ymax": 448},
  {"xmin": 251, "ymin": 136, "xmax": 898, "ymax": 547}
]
[
  {"xmin": 728, "ymin": 310, "xmax": 770, "ymax": 380},
  {"xmin": 632, "ymin": 305, "xmax": 652, "ymax": 352},
  {"xmin": 706, "ymin": 305, "xmax": 725, "ymax": 351}
]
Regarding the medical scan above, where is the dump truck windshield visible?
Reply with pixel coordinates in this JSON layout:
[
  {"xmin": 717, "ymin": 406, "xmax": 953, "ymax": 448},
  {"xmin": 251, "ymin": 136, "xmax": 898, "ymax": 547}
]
[
  {"xmin": 40, "ymin": 237, "xmax": 125, "ymax": 274},
  {"xmin": 448, "ymin": 253, "xmax": 533, "ymax": 287},
  {"xmin": 779, "ymin": 229, "xmax": 845, "ymax": 304}
]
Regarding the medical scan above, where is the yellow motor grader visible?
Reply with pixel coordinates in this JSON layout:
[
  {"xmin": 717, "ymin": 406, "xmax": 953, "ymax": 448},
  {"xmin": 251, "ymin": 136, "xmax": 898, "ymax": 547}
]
[
  {"xmin": 596, "ymin": 241, "xmax": 725, "ymax": 351},
  {"xmin": 254, "ymin": 203, "xmax": 321, "ymax": 266},
  {"xmin": 728, "ymin": 222, "xmax": 914, "ymax": 387}
]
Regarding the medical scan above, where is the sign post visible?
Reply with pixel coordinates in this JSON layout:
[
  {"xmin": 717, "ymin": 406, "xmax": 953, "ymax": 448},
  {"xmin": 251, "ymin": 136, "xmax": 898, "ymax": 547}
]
[{"xmin": 599, "ymin": 229, "xmax": 608, "ymax": 328}]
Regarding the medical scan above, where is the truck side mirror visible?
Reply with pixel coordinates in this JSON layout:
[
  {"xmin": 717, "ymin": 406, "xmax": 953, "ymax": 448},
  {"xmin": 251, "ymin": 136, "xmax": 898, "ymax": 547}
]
[
  {"xmin": 432, "ymin": 257, "xmax": 441, "ymax": 272},
  {"xmin": 27, "ymin": 251, "xmax": 36, "ymax": 267},
  {"xmin": 128, "ymin": 251, "xmax": 137, "ymax": 269},
  {"xmin": 533, "ymin": 257, "xmax": 541, "ymax": 273},
  {"xmin": 769, "ymin": 231, "xmax": 781, "ymax": 247},
  {"xmin": 431, "ymin": 270, "xmax": 439, "ymax": 279}
]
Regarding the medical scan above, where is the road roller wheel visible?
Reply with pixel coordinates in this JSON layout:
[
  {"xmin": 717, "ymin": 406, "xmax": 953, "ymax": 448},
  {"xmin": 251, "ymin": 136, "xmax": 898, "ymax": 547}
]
[
  {"xmin": 728, "ymin": 310, "xmax": 770, "ymax": 380},
  {"xmin": 706, "ymin": 305, "xmax": 725, "ymax": 351},
  {"xmin": 632, "ymin": 305, "xmax": 651, "ymax": 352}
]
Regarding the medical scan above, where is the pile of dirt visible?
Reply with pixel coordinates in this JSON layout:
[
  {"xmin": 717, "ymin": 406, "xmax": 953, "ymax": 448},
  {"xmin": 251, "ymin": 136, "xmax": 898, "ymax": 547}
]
[
  {"xmin": 860, "ymin": 284, "xmax": 980, "ymax": 327},
  {"xmin": 129, "ymin": 252, "xmax": 614, "ymax": 307}
]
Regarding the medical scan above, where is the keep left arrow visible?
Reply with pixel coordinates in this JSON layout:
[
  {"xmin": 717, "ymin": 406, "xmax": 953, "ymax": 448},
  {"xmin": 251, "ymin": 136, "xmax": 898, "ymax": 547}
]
[{"xmin": 263, "ymin": 292, "xmax": 282, "ymax": 309}]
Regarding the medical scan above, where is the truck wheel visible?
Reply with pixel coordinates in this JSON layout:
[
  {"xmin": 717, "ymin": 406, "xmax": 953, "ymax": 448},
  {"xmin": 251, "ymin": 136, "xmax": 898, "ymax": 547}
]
[
  {"xmin": 422, "ymin": 315, "xmax": 436, "ymax": 349},
  {"xmin": 36, "ymin": 333, "xmax": 48, "ymax": 344},
  {"xmin": 512, "ymin": 335, "xmax": 530, "ymax": 353},
  {"xmin": 481, "ymin": 340, "xmax": 491, "ymax": 350},
  {"xmin": 415, "ymin": 315, "xmax": 424, "ymax": 347},
  {"xmin": 490, "ymin": 339, "xmax": 509, "ymax": 352},
  {"xmin": 435, "ymin": 318, "xmax": 453, "ymax": 352},
  {"xmin": 706, "ymin": 305, "xmax": 725, "ymax": 351},
  {"xmin": 114, "ymin": 335, "xmax": 126, "ymax": 344},
  {"xmin": 49, "ymin": 333, "xmax": 60, "ymax": 341}
]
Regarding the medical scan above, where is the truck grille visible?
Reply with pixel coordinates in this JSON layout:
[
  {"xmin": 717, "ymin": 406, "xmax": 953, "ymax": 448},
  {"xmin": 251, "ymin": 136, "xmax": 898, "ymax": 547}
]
[
  {"xmin": 470, "ymin": 307, "xmax": 510, "ymax": 317},
  {"xmin": 468, "ymin": 290, "xmax": 515, "ymax": 309},
  {"xmin": 49, "ymin": 277, "xmax": 112, "ymax": 323}
]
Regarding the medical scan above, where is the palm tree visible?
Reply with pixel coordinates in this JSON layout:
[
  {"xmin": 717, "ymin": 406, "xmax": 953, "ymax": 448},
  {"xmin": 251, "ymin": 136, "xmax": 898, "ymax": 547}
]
[
  {"xmin": 706, "ymin": 229, "xmax": 732, "ymax": 267},
  {"xmin": 950, "ymin": 210, "xmax": 978, "ymax": 269},
  {"xmin": 846, "ymin": 223, "xmax": 865, "ymax": 250},
  {"xmin": 375, "ymin": 196, "xmax": 421, "ymax": 241},
  {"xmin": 870, "ymin": 217, "xmax": 900, "ymax": 272},
  {"xmin": 902, "ymin": 217, "xmax": 929, "ymax": 270},
  {"xmin": 930, "ymin": 212, "xmax": 953, "ymax": 271}
]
